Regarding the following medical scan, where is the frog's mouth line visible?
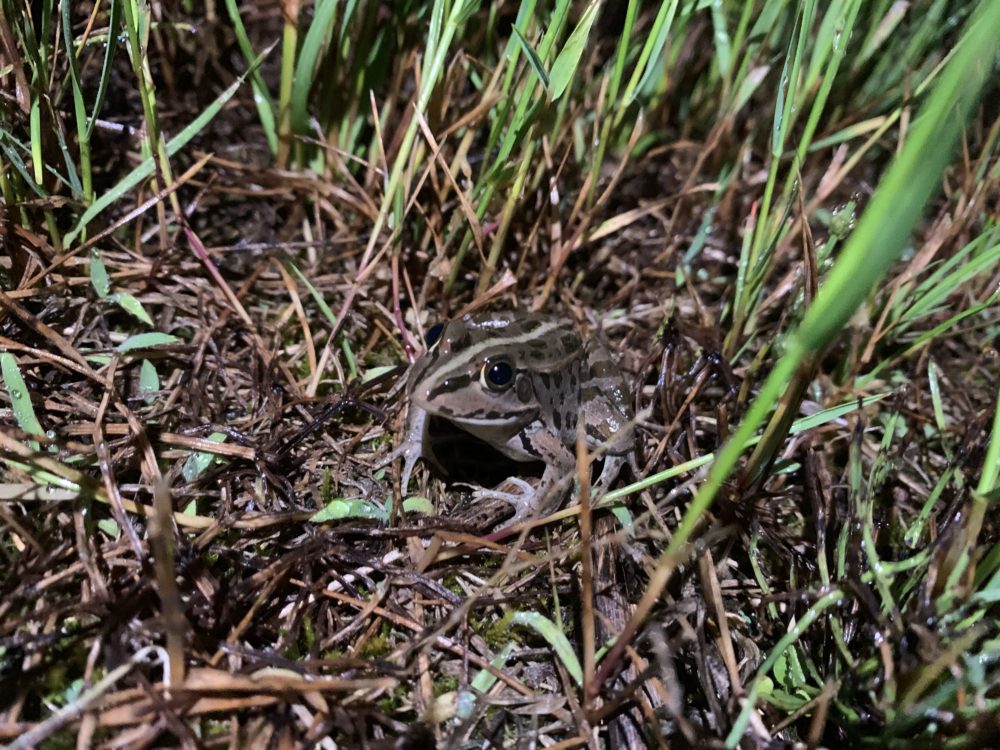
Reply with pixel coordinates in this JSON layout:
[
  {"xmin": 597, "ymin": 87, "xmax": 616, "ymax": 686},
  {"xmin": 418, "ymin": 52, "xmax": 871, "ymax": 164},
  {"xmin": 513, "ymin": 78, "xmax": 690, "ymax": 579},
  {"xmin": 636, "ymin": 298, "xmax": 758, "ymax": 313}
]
[{"xmin": 417, "ymin": 406, "xmax": 536, "ymax": 427}]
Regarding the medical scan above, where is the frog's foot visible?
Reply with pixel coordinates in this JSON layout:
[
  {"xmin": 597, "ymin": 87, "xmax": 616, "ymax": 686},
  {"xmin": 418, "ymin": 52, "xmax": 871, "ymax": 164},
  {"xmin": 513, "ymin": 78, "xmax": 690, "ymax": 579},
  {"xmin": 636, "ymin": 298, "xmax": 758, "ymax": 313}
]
[{"xmin": 470, "ymin": 477, "xmax": 545, "ymax": 526}]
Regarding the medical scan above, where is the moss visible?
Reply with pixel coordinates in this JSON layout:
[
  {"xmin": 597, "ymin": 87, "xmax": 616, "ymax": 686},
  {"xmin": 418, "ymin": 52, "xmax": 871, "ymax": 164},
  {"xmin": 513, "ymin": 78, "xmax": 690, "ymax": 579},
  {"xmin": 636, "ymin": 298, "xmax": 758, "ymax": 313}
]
[
  {"xmin": 433, "ymin": 673, "xmax": 459, "ymax": 697},
  {"xmin": 479, "ymin": 610, "xmax": 518, "ymax": 652}
]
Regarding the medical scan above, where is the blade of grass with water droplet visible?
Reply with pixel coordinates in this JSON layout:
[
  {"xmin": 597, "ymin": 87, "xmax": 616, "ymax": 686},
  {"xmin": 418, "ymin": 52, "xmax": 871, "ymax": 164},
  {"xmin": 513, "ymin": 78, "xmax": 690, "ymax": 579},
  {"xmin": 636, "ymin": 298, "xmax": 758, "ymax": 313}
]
[
  {"xmin": 139, "ymin": 359, "xmax": 160, "ymax": 399},
  {"xmin": 108, "ymin": 293, "xmax": 154, "ymax": 326},
  {"xmin": 224, "ymin": 0, "xmax": 277, "ymax": 154},
  {"xmin": 1, "ymin": 352, "xmax": 43, "ymax": 450},
  {"xmin": 90, "ymin": 250, "xmax": 110, "ymax": 298},
  {"xmin": 86, "ymin": 0, "xmax": 122, "ymax": 140}
]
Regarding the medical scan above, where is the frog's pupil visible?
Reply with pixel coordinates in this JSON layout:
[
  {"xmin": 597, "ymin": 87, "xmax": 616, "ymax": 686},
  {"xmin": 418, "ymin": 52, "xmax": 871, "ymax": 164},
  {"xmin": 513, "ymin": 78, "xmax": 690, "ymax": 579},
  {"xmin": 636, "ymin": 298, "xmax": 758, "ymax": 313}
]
[
  {"xmin": 425, "ymin": 322, "xmax": 444, "ymax": 348},
  {"xmin": 487, "ymin": 361, "xmax": 513, "ymax": 388}
]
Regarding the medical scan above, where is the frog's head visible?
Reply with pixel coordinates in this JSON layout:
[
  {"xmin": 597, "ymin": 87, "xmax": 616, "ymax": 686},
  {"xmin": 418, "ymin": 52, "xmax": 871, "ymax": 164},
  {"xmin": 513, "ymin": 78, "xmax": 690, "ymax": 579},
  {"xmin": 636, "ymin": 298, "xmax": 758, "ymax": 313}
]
[{"xmin": 406, "ymin": 313, "xmax": 579, "ymax": 430}]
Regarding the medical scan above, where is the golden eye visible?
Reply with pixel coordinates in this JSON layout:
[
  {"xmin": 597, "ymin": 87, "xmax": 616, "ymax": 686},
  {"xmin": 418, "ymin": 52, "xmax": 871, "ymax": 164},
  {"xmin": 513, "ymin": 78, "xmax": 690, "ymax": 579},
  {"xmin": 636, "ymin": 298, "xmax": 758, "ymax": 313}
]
[{"xmin": 481, "ymin": 358, "xmax": 514, "ymax": 391}]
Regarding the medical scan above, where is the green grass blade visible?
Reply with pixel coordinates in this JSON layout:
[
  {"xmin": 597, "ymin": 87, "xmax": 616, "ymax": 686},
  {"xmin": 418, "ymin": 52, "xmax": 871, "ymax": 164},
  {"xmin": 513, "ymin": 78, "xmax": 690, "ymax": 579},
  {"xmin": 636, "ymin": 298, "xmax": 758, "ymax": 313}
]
[
  {"xmin": 223, "ymin": 0, "xmax": 278, "ymax": 154},
  {"xmin": 65, "ymin": 51, "xmax": 269, "ymax": 246},
  {"xmin": 977, "ymin": 387, "xmax": 1000, "ymax": 500},
  {"xmin": 61, "ymin": 0, "xmax": 91, "ymax": 203},
  {"xmin": 0, "ymin": 131, "xmax": 49, "ymax": 198},
  {"xmin": 108, "ymin": 293, "xmax": 154, "ymax": 326},
  {"xmin": 709, "ymin": 0, "xmax": 732, "ymax": 81},
  {"xmin": 625, "ymin": 0, "xmax": 679, "ymax": 106},
  {"xmin": 548, "ymin": 0, "xmax": 599, "ymax": 101},
  {"xmin": 89, "ymin": 249, "xmax": 110, "ymax": 297},
  {"xmin": 512, "ymin": 611, "xmax": 583, "ymax": 687},
  {"xmin": 86, "ymin": 0, "xmax": 123, "ymax": 140},
  {"xmin": 1, "ymin": 352, "xmax": 44, "ymax": 450},
  {"xmin": 117, "ymin": 332, "xmax": 181, "ymax": 352},
  {"xmin": 291, "ymin": 0, "xmax": 339, "ymax": 134},
  {"xmin": 509, "ymin": 26, "xmax": 549, "ymax": 90},
  {"xmin": 666, "ymin": 0, "xmax": 1000, "ymax": 604}
]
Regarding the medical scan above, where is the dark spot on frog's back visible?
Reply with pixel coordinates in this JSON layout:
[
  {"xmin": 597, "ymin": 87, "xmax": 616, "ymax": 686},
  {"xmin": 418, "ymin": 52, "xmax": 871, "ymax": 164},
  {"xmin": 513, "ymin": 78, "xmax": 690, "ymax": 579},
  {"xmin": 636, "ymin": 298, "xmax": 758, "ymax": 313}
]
[
  {"xmin": 561, "ymin": 333, "xmax": 579, "ymax": 352},
  {"xmin": 552, "ymin": 410, "xmax": 561, "ymax": 429},
  {"xmin": 539, "ymin": 373, "xmax": 551, "ymax": 389}
]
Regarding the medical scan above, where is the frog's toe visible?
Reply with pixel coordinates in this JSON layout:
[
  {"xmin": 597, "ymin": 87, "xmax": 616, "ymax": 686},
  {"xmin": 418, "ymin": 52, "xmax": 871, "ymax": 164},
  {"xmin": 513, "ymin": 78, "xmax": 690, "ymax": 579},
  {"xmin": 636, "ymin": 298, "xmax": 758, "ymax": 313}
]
[
  {"xmin": 472, "ymin": 478, "xmax": 540, "ymax": 524},
  {"xmin": 377, "ymin": 441, "xmax": 422, "ymax": 495},
  {"xmin": 592, "ymin": 454, "xmax": 627, "ymax": 497},
  {"xmin": 399, "ymin": 453, "xmax": 419, "ymax": 495}
]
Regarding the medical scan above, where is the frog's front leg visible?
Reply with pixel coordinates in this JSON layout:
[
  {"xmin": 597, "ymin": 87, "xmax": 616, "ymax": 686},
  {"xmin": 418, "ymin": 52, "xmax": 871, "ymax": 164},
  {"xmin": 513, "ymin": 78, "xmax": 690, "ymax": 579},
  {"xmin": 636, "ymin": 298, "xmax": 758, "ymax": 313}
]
[{"xmin": 380, "ymin": 405, "xmax": 436, "ymax": 495}]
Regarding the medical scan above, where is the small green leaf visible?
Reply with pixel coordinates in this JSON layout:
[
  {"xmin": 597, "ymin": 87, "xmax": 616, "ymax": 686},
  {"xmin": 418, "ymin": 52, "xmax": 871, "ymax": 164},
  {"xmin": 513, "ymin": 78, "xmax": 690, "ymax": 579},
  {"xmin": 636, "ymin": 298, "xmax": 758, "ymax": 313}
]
[
  {"xmin": 182, "ymin": 432, "xmax": 228, "ymax": 483},
  {"xmin": 762, "ymin": 687, "xmax": 813, "ymax": 710},
  {"xmin": 510, "ymin": 26, "xmax": 549, "ymax": 90},
  {"xmin": 108, "ymin": 293, "xmax": 153, "ymax": 326},
  {"xmin": 774, "ymin": 652, "xmax": 788, "ymax": 686},
  {"xmin": 117, "ymin": 332, "xmax": 180, "ymax": 352},
  {"xmin": 138, "ymin": 359, "xmax": 159, "ymax": 397},
  {"xmin": 90, "ymin": 250, "xmax": 110, "ymax": 298},
  {"xmin": 402, "ymin": 496, "xmax": 434, "ymax": 515},
  {"xmin": 1, "ymin": 352, "xmax": 44, "ymax": 450},
  {"xmin": 310, "ymin": 498, "xmax": 389, "ymax": 522},
  {"xmin": 548, "ymin": 0, "xmax": 600, "ymax": 101},
  {"xmin": 511, "ymin": 611, "xmax": 583, "ymax": 686},
  {"xmin": 97, "ymin": 519, "xmax": 119, "ymax": 538}
]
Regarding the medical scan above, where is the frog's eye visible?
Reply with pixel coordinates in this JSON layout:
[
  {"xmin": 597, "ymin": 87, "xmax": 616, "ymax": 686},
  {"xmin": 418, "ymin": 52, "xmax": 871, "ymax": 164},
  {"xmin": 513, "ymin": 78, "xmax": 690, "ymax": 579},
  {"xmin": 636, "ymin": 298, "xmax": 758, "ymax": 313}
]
[
  {"xmin": 481, "ymin": 358, "xmax": 515, "ymax": 391},
  {"xmin": 424, "ymin": 322, "xmax": 445, "ymax": 350}
]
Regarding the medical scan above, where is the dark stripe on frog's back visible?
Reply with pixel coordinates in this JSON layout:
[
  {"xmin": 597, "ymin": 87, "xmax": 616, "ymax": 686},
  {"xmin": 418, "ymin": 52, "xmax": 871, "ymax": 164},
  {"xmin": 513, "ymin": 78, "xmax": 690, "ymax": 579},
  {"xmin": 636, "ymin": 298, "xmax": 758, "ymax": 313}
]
[{"xmin": 529, "ymin": 354, "xmax": 582, "ymax": 444}]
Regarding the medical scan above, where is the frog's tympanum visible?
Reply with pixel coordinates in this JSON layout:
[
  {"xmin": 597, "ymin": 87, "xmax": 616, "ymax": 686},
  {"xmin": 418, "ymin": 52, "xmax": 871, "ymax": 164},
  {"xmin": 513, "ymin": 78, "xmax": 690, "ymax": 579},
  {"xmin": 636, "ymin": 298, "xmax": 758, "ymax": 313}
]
[{"xmin": 392, "ymin": 312, "xmax": 634, "ymax": 524}]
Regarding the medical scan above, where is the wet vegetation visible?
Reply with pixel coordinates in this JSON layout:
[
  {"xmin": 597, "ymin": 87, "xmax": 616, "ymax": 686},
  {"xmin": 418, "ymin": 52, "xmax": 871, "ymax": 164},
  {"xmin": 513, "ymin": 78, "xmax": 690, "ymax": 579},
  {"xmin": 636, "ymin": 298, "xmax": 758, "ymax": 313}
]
[{"xmin": 1, "ymin": 0, "xmax": 999, "ymax": 747}]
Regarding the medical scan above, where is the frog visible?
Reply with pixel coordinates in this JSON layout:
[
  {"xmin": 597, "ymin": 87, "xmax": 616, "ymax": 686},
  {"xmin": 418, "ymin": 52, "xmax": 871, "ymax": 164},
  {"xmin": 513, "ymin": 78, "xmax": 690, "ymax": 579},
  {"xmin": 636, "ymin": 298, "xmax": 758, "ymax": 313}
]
[{"xmin": 388, "ymin": 311, "xmax": 634, "ymax": 526}]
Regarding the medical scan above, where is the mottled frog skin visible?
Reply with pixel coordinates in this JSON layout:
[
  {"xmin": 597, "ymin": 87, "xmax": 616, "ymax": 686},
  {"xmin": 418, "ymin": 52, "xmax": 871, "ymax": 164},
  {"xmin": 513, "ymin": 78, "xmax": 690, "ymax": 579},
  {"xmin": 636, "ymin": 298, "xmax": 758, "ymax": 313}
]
[{"xmin": 392, "ymin": 312, "xmax": 633, "ymax": 525}]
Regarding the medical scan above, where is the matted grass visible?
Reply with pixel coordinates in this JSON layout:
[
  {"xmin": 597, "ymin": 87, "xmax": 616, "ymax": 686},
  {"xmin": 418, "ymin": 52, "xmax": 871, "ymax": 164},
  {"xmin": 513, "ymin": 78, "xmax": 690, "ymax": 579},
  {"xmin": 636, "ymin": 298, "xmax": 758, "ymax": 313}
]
[{"xmin": 1, "ymin": 0, "xmax": 999, "ymax": 747}]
